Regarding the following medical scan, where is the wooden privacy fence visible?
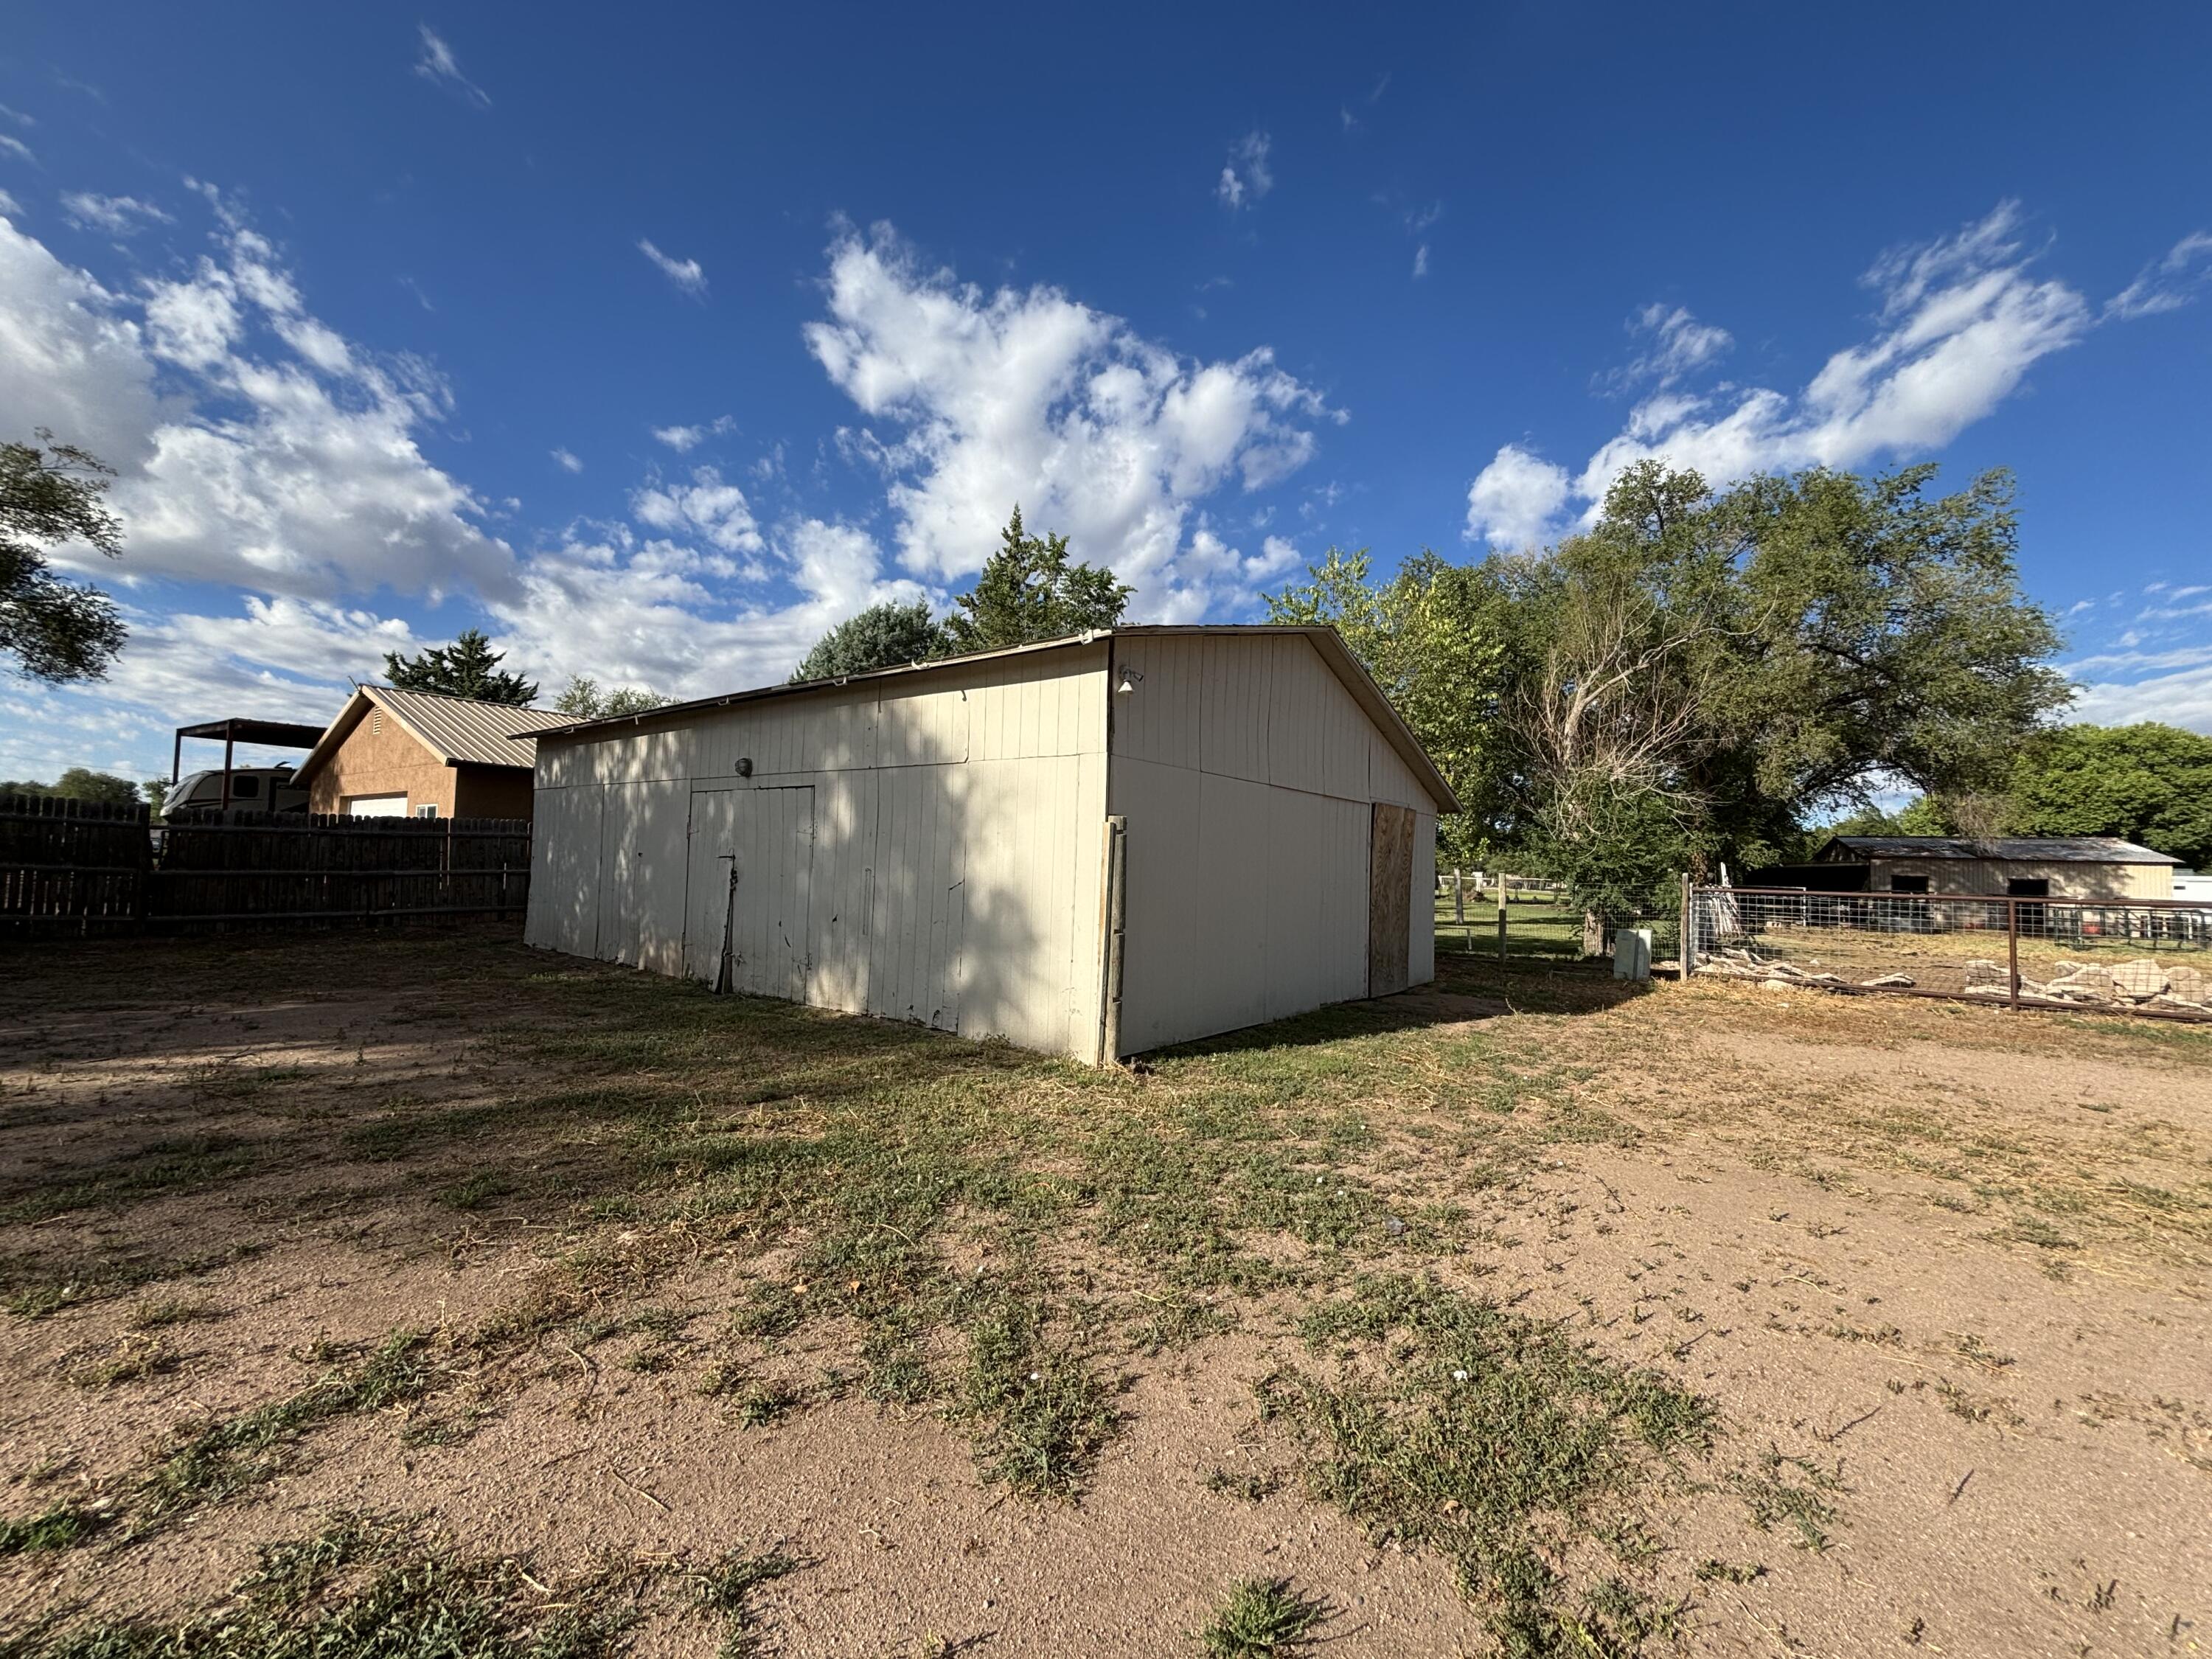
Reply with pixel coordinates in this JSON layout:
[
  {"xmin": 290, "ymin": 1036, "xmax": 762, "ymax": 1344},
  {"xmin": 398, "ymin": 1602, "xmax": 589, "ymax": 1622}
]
[{"xmin": 1, "ymin": 794, "xmax": 531, "ymax": 934}]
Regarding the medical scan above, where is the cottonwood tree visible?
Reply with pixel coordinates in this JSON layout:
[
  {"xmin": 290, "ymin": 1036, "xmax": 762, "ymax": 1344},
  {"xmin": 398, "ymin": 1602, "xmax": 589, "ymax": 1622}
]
[
  {"xmin": 942, "ymin": 507, "xmax": 1130, "ymax": 653},
  {"xmin": 1, "ymin": 433, "xmax": 128, "ymax": 683},
  {"xmin": 2008, "ymin": 722, "xmax": 2212, "ymax": 871},
  {"xmin": 1275, "ymin": 461, "xmax": 2067, "ymax": 913},
  {"xmin": 383, "ymin": 629, "xmax": 539, "ymax": 705},
  {"xmin": 791, "ymin": 599, "xmax": 950, "ymax": 681},
  {"xmin": 0, "ymin": 768, "xmax": 146, "ymax": 804},
  {"xmin": 1266, "ymin": 547, "xmax": 1514, "ymax": 868},
  {"xmin": 552, "ymin": 675, "xmax": 674, "ymax": 718}
]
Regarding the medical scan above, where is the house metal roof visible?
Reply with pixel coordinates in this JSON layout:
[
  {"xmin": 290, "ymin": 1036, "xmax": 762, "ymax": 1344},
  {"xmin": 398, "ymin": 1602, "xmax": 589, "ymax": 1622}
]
[
  {"xmin": 1820, "ymin": 835, "xmax": 2183, "ymax": 866},
  {"xmin": 295, "ymin": 685, "xmax": 573, "ymax": 782},
  {"xmin": 518, "ymin": 625, "xmax": 1461, "ymax": 813}
]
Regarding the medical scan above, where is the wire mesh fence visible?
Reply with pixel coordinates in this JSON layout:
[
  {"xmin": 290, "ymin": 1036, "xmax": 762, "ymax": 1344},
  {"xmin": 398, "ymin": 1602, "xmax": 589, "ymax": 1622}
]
[
  {"xmin": 1685, "ymin": 885, "xmax": 2212, "ymax": 1021},
  {"xmin": 1433, "ymin": 872, "xmax": 1680, "ymax": 967}
]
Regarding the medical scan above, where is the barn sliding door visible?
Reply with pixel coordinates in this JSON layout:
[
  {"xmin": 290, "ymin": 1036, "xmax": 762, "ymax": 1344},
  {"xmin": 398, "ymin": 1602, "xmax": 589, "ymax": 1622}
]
[
  {"xmin": 684, "ymin": 787, "xmax": 815, "ymax": 1001},
  {"xmin": 1367, "ymin": 802, "xmax": 1415, "ymax": 998}
]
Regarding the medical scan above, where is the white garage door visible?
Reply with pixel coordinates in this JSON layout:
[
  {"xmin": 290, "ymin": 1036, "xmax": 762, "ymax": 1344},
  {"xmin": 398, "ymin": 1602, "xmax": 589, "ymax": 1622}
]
[{"xmin": 345, "ymin": 793, "xmax": 408, "ymax": 816}]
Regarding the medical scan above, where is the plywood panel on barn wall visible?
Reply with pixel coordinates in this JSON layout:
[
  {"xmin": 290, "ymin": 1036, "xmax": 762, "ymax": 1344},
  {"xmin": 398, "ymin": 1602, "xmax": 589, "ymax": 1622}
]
[
  {"xmin": 596, "ymin": 779, "xmax": 689, "ymax": 973},
  {"xmin": 1367, "ymin": 804, "xmax": 1414, "ymax": 998},
  {"xmin": 1408, "ymin": 810, "xmax": 1436, "ymax": 987},
  {"xmin": 526, "ymin": 784, "xmax": 604, "ymax": 956}
]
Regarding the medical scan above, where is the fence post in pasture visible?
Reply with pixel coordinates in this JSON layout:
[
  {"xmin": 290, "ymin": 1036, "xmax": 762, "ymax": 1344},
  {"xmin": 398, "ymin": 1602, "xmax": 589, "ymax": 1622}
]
[
  {"xmin": 1496, "ymin": 875, "xmax": 1509, "ymax": 964},
  {"xmin": 2007, "ymin": 898, "xmax": 2021, "ymax": 1009},
  {"xmin": 1679, "ymin": 873, "xmax": 1694, "ymax": 977},
  {"xmin": 1581, "ymin": 909, "xmax": 1603, "ymax": 959},
  {"xmin": 1453, "ymin": 867, "xmax": 1464, "ymax": 926}
]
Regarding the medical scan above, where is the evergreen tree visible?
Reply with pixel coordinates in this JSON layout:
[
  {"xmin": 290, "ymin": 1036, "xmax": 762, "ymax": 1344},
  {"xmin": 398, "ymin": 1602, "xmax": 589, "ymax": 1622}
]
[
  {"xmin": 942, "ymin": 507, "xmax": 1131, "ymax": 653},
  {"xmin": 792, "ymin": 599, "xmax": 950, "ymax": 681},
  {"xmin": 383, "ymin": 629, "xmax": 539, "ymax": 705},
  {"xmin": 1, "ymin": 432, "xmax": 128, "ymax": 684}
]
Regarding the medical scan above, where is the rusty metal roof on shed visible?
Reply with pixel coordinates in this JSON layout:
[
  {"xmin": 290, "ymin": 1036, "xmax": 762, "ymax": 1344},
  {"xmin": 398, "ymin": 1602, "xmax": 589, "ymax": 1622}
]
[
  {"xmin": 294, "ymin": 685, "xmax": 574, "ymax": 782},
  {"xmin": 1818, "ymin": 835, "xmax": 2182, "ymax": 865},
  {"xmin": 517, "ymin": 624, "xmax": 1461, "ymax": 812}
]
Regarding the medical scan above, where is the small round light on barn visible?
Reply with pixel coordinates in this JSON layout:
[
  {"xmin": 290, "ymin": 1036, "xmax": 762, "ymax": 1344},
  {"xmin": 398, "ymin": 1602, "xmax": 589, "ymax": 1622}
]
[
  {"xmin": 1115, "ymin": 666, "xmax": 1144, "ymax": 695},
  {"xmin": 736, "ymin": 757, "xmax": 753, "ymax": 777}
]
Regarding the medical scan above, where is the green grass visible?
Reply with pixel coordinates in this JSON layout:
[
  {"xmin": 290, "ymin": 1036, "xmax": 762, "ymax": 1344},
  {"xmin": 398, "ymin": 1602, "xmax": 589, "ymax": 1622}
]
[
  {"xmin": 0, "ymin": 1510, "xmax": 696, "ymax": 1659},
  {"xmin": 0, "ymin": 1503, "xmax": 111, "ymax": 1556},
  {"xmin": 141, "ymin": 1328, "xmax": 436, "ymax": 1519},
  {"xmin": 1198, "ymin": 1577, "xmax": 1329, "ymax": 1657},
  {"xmin": 1263, "ymin": 1273, "xmax": 1714, "ymax": 1657}
]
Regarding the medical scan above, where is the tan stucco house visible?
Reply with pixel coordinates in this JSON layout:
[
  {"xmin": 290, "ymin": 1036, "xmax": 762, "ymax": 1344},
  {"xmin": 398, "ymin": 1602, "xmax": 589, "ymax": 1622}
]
[{"xmin": 294, "ymin": 686, "xmax": 571, "ymax": 819}]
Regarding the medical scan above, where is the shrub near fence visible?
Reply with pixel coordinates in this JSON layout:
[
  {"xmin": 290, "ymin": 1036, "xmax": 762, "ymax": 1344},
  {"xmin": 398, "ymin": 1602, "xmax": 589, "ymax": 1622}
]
[{"xmin": 1, "ymin": 794, "xmax": 531, "ymax": 934}]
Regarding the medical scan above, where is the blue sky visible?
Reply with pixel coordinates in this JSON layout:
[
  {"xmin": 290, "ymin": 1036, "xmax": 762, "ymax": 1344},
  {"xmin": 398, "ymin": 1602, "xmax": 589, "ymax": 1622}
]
[{"xmin": 4, "ymin": 4, "xmax": 2210, "ymax": 783}]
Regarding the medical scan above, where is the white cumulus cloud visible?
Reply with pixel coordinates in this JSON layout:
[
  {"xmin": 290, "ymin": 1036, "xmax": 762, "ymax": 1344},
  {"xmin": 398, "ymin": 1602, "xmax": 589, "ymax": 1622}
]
[
  {"xmin": 802, "ymin": 224, "xmax": 1337, "ymax": 620},
  {"xmin": 1466, "ymin": 202, "xmax": 2095, "ymax": 549}
]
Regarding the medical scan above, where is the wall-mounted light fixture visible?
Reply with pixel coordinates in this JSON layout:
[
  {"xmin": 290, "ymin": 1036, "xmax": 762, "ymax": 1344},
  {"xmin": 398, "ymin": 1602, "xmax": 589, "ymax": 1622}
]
[
  {"xmin": 1115, "ymin": 666, "xmax": 1144, "ymax": 695},
  {"xmin": 736, "ymin": 757, "xmax": 754, "ymax": 777}
]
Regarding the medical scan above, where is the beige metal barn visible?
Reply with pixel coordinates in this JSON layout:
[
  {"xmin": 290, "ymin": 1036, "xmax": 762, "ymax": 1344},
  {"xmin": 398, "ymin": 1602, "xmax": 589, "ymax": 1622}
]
[{"xmin": 521, "ymin": 625, "xmax": 1458, "ymax": 1062}]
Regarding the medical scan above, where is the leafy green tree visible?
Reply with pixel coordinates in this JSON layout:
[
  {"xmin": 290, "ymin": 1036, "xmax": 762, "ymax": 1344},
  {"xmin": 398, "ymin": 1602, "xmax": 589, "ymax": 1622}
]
[
  {"xmin": 791, "ymin": 600, "xmax": 951, "ymax": 682},
  {"xmin": 1, "ymin": 432, "xmax": 128, "ymax": 683},
  {"xmin": 552, "ymin": 675, "xmax": 674, "ymax": 719},
  {"xmin": 0, "ymin": 768, "xmax": 145, "ymax": 804},
  {"xmin": 1270, "ymin": 462, "xmax": 2066, "ymax": 913},
  {"xmin": 1266, "ymin": 547, "xmax": 1514, "ymax": 867},
  {"xmin": 942, "ymin": 507, "xmax": 1131, "ymax": 653},
  {"xmin": 2009, "ymin": 723, "xmax": 2212, "ymax": 871},
  {"xmin": 383, "ymin": 628, "xmax": 538, "ymax": 705}
]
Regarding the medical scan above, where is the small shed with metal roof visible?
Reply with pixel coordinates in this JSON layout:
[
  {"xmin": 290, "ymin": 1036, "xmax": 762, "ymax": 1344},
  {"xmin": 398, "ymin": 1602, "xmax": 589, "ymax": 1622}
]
[
  {"xmin": 293, "ymin": 686, "xmax": 573, "ymax": 819},
  {"xmin": 520, "ymin": 625, "xmax": 1458, "ymax": 1063},
  {"xmin": 1812, "ymin": 835, "xmax": 2181, "ymax": 901}
]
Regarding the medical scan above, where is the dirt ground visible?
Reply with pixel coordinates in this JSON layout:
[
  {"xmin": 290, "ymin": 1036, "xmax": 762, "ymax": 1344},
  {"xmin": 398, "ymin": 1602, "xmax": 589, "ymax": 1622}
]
[{"xmin": 1, "ymin": 928, "xmax": 2207, "ymax": 1658}]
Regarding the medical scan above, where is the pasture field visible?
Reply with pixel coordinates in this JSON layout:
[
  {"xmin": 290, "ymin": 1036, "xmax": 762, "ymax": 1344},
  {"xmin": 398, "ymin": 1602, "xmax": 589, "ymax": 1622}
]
[{"xmin": 1, "ymin": 928, "xmax": 2206, "ymax": 1657}]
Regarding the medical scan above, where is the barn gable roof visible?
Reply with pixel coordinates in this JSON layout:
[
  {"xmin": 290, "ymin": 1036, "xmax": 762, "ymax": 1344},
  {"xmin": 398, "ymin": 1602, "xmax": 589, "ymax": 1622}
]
[
  {"xmin": 295, "ymin": 685, "xmax": 574, "ymax": 783},
  {"xmin": 1817, "ymin": 834, "xmax": 2182, "ymax": 866},
  {"xmin": 521, "ymin": 625, "xmax": 1461, "ymax": 812}
]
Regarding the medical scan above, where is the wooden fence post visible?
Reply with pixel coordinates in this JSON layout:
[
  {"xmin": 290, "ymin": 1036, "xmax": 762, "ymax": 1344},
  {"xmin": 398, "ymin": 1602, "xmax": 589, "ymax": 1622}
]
[{"xmin": 1496, "ymin": 874, "xmax": 1509, "ymax": 964}]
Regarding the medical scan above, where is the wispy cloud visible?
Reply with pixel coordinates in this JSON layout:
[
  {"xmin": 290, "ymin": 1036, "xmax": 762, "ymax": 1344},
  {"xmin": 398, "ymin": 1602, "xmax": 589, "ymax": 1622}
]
[
  {"xmin": 0, "ymin": 134, "xmax": 35, "ymax": 164},
  {"xmin": 1467, "ymin": 202, "xmax": 2093, "ymax": 549},
  {"xmin": 1412, "ymin": 244, "xmax": 1429, "ymax": 280},
  {"xmin": 414, "ymin": 24, "xmax": 491, "ymax": 108},
  {"xmin": 2107, "ymin": 229, "xmax": 2212, "ymax": 320},
  {"xmin": 1599, "ymin": 302, "xmax": 1733, "ymax": 392},
  {"xmin": 61, "ymin": 192, "xmax": 173, "ymax": 234},
  {"xmin": 551, "ymin": 447, "xmax": 582, "ymax": 473},
  {"xmin": 639, "ymin": 238, "xmax": 707, "ymax": 296},
  {"xmin": 1215, "ymin": 131, "xmax": 1273, "ymax": 211}
]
